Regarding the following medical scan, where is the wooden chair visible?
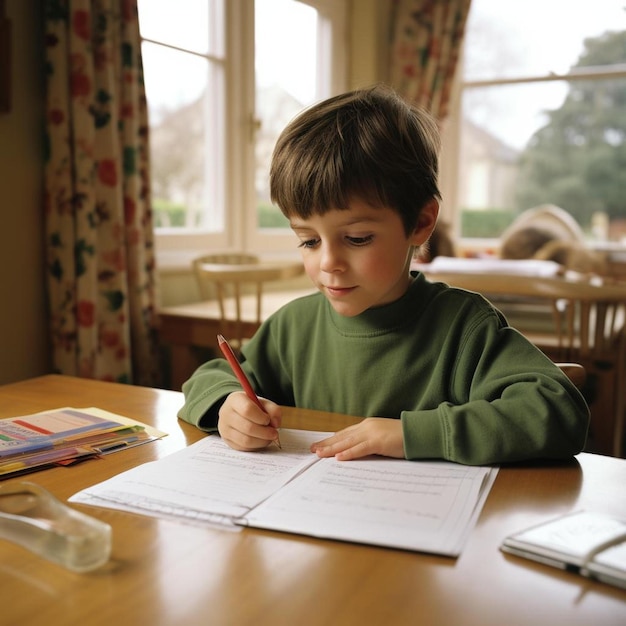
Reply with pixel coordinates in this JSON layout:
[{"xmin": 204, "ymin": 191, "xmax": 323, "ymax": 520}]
[
  {"xmin": 421, "ymin": 268, "xmax": 626, "ymax": 457},
  {"xmin": 499, "ymin": 204, "xmax": 587, "ymax": 250},
  {"xmin": 193, "ymin": 253, "xmax": 260, "ymax": 301},
  {"xmin": 192, "ymin": 255, "xmax": 305, "ymax": 349},
  {"xmin": 556, "ymin": 362, "xmax": 586, "ymax": 390}
]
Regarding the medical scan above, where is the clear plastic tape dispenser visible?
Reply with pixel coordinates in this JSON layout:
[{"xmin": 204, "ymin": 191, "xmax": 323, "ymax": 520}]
[{"xmin": 0, "ymin": 481, "xmax": 111, "ymax": 572}]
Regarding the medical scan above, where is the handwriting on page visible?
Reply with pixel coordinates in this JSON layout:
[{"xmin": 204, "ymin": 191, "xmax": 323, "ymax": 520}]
[
  {"xmin": 163, "ymin": 443, "xmax": 318, "ymax": 507},
  {"xmin": 251, "ymin": 459, "xmax": 481, "ymax": 527},
  {"xmin": 70, "ymin": 429, "xmax": 329, "ymax": 523},
  {"xmin": 244, "ymin": 457, "xmax": 493, "ymax": 554}
]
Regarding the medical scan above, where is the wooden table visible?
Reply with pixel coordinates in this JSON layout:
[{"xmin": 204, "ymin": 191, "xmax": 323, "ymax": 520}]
[
  {"xmin": 159, "ymin": 288, "xmax": 315, "ymax": 389},
  {"xmin": 1, "ymin": 375, "xmax": 625, "ymax": 626}
]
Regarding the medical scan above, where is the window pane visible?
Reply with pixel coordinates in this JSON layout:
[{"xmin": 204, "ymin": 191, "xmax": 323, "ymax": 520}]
[
  {"xmin": 255, "ymin": 0, "xmax": 319, "ymax": 229},
  {"xmin": 139, "ymin": 4, "xmax": 225, "ymax": 232},
  {"xmin": 459, "ymin": 1, "xmax": 626, "ymax": 244},
  {"xmin": 460, "ymin": 81, "xmax": 570, "ymax": 216},
  {"xmin": 144, "ymin": 46, "xmax": 206, "ymax": 229},
  {"xmin": 460, "ymin": 75, "xmax": 626, "ymax": 240},
  {"xmin": 142, "ymin": 43, "xmax": 207, "ymax": 124},
  {"xmin": 464, "ymin": 0, "xmax": 626, "ymax": 81},
  {"xmin": 138, "ymin": 0, "xmax": 212, "ymax": 55}
]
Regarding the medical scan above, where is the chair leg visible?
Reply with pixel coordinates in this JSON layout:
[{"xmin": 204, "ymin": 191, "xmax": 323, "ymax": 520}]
[{"xmin": 583, "ymin": 365, "xmax": 621, "ymax": 457}]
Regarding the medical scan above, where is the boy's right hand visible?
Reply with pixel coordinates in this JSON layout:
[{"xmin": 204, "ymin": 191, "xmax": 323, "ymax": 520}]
[{"xmin": 217, "ymin": 391, "xmax": 282, "ymax": 451}]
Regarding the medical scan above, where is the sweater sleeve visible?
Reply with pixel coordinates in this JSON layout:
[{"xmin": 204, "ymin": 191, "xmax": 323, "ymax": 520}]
[
  {"xmin": 401, "ymin": 309, "xmax": 590, "ymax": 465},
  {"xmin": 177, "ymin": 358, "xmax": 249, "ymax": 431},
  {"xmin": 176, "ymin": 312, "xmax": 294, "ymax": 431}
]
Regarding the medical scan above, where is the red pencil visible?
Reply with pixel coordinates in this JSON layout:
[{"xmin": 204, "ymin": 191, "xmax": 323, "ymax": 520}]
[{"xmin": 217, "ymin": 334, "xmax": 281, "ymax": 449}]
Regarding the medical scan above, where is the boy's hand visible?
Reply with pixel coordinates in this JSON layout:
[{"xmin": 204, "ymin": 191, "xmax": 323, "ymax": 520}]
[
  {"xmin": 310, "ymin": 418, "xmax": 404, "ymax": 460},
  {"xmin": 217, "ymin": 391, "xmax": 282, "ymax": 451}
]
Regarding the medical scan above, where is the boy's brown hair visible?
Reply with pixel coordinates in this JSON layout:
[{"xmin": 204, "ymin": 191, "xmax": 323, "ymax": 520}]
[{"xmin": 270, "ymin": 84, "xmax": 441, "ymax": 235}]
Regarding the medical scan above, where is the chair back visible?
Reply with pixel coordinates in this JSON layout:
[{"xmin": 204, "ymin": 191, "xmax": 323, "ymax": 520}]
[
  {"xmin": 192, "ymin": 255, "xmax": 304, "ymax": 348},
  {"xmin": 556, "ymin": 362, "xmax": 586, "ymax": 389},
  {"xmin": 193, "ymin": 253, "xmax": 259, "ymax": 301},
  {"xmin": 423, "ymin": 272, "xmax": 625, "ymax": 360}
]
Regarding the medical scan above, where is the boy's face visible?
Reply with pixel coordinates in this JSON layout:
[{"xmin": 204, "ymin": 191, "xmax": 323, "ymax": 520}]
[{"xmin": 290, "ymin": 198, "xmax": 437, "ymax": 317}]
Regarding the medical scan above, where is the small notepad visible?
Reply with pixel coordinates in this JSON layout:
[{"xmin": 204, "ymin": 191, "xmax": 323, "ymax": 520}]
[{"xmin": 501, "ymin": 511, "xmax": 626, "ymax": 590}]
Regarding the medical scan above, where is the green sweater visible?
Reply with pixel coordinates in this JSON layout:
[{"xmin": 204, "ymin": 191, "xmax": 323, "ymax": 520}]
[{"xmin": 179, "ymin": 273, "xmax": 589, "ymax": 465}]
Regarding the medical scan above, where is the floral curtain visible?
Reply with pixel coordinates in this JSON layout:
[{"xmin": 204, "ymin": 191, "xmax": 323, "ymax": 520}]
[
  {"xmin": 388, "ymin": 0, "xmax": 471, "ymax": 121},
  {"xmin": 44, "ymin": 0, "xmax": 161, "ymax": 387}
]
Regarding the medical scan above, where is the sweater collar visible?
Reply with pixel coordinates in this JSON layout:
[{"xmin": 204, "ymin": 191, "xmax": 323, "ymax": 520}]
[{"xmin": 327, "ymin": 272, "xmax": 428, "ymax": 335}]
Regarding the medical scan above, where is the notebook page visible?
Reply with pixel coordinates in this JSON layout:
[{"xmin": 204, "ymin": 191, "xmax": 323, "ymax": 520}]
[
  {"xmin": 242, "ymin": 456, "xmax": 497, "ymax": 556},
  {"xmin": 70, "ymin": 429, "xmax": 327, "ymax": 526}
]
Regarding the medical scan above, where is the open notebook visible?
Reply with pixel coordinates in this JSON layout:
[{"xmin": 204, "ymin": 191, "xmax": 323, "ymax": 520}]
[{"xmin": 70, "ymin": 428, "xmax": 498, "ymax": 557}]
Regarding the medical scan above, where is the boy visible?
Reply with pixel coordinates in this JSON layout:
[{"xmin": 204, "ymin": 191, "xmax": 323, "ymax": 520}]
[{"xmin": 179, "ymin": 84, "xmax": 589, "ymax": 465}]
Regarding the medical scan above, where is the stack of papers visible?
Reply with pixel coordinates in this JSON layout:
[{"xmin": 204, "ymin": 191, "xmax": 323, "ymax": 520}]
[
  {"xmin": 415, "ymin": 256, "xmax": 563, "ymax": 277},
  {"xmin": 0, "ymin": 408, "xmax": 166, "ymax": 478}
]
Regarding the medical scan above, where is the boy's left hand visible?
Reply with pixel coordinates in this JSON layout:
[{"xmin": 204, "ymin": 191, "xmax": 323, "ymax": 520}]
[{"xmin": 310, "ymin": 418, "xmax": 404, "ymax": 460}]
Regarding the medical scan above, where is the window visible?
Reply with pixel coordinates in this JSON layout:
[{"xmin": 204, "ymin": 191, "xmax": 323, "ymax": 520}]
[
  {"xmin": 139, "ymin": 0, "xmax": 225, "ymax": 236},
  {"xmin": 137, "ymin": 0, "xmax": 347, "ymax": 267},
  {"xmin": 445, "ymin": 0, "xmax": 626, "ymax": 248}
]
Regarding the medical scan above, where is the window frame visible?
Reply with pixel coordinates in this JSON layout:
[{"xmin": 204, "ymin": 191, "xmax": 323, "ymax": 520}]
[
  {"xmin": 440, "ymin": 23, "xmax": 626, "ymax": 253},
  {"xmin": 149, "ymin": 0, "xmax": 348, "ymax": 269}
]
